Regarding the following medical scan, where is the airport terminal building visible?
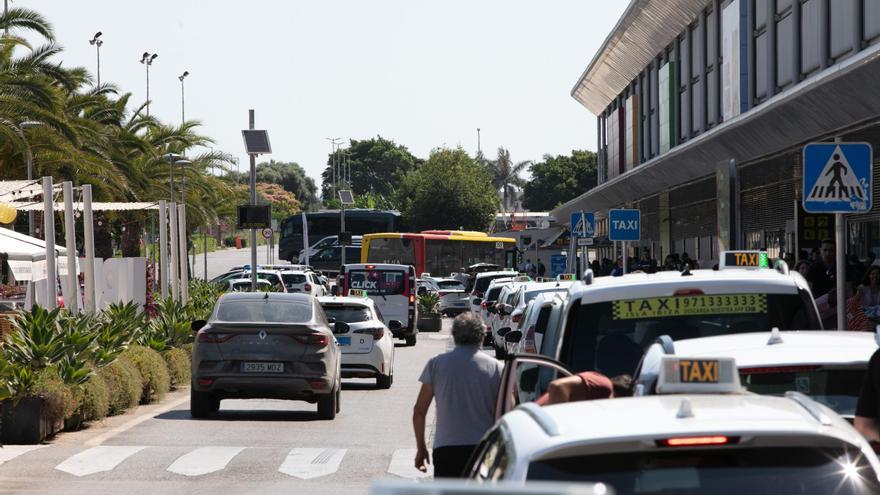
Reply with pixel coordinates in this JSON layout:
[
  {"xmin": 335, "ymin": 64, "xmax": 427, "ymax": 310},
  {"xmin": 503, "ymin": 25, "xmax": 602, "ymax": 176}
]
[{"xmin": 553, "ymin": 0, "xmax": 880, "ymax": 266}]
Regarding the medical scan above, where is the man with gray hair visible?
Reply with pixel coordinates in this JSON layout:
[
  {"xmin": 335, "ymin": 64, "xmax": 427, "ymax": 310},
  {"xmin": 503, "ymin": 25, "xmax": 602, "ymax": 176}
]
[{"xmin": 413, "ymin": 312, "xmax": 503, "ymax": 478}]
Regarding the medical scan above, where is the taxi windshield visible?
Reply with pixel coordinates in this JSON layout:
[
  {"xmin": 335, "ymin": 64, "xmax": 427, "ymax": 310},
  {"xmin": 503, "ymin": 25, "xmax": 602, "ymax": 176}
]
[
  {"xmin": 527, "ymin": 447, "xmax": 880, "ymax": 494},
  {"xmin": 561, "ymin": 293, "xmax": 819, "ymax": 377},
  {"xmin": 741, "ymin": 368, "xmax": 865, "ymax": 417}
]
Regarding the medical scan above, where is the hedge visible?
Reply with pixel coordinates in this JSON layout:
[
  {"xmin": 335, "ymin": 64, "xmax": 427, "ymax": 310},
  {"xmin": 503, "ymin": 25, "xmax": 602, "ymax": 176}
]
[
  {"xmin": 98, "ymin": 355, "xmax": 144, "ymax": 416},
  {"xmin": 123, "ymin": 345, "xmax": 170, "ymax": 404},
  {"xmin": 164, "ymin": 347, "xmax": 191, "ymax": 390}
]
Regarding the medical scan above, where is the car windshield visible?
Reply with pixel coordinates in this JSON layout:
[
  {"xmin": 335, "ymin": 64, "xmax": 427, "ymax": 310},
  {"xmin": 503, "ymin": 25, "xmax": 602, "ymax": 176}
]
[
  {"xmin": 282, "ymin": 273, "xmax": 308, "ymax": 286},
  {"xmin": 214, "ymin": 300, "xmax": 313, "ymax": 323},
  {"xmin": 527, "ymin": 447, "xmax": 880, "ymax": 494},
  {"xmin": 321, "ymin": 305, "xmax": 372, "ymax": 323},
  {"xmin": 740, "ymin": 368, "xmax": 865, "ymax": 416},
  {"xmin": 348, "ymin": 270, "xmax": 405, "ymax": 295},
  {"xmin": 437, "ymin": 280, "xmax": 465, "ymax": 290},
  {"xmin": 485, "ymin": 287, "xmax": 505, "ymax": 302},
  {"xmin": 562, "ymin": 293, "xmax": 819, "ymax": 377}
]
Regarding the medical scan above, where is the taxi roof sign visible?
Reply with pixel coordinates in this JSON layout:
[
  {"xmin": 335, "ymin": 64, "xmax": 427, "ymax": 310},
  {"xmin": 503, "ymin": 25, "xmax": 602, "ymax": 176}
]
[
  {"xmin": 556, "ymin": 274, "xmax": 577, "ymax": 281},
  {"xmin": 657, "ymin": 356, "xmax": 741, "ymax": 395},
  {"xmin": 514, "ymin": 275, "xmax": 533, "ymax": 283},
  {"xmin": 720, "ymin": 251, "xmax": 769, "ymax": 270},
  {"xmin": 348, "ymin": 289, "xmax": 369, "ymax": 298}
]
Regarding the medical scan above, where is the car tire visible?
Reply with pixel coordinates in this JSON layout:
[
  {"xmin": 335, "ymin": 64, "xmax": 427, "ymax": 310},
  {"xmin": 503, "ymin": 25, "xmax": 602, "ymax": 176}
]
[
  {"xmin": 405, "ymin": 335, "xmax": 417, "ymax": 347},
  {"xmin": 190, "ymin": 389, "xmax": 218, "ymax": 418},
  {"xmin": 317, "ymin": 387, "xmax": 337, "ymax": 420},
  {"xmin": 377, "ymin": 373, "xmax": 392, "ymax": 389}
]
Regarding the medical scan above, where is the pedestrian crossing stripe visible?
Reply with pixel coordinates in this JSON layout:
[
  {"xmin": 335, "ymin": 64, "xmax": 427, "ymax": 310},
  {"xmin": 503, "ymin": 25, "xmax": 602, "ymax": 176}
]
[{"xmin": 806, "ymin": 145, "xmax": 867, "ymax": 203}]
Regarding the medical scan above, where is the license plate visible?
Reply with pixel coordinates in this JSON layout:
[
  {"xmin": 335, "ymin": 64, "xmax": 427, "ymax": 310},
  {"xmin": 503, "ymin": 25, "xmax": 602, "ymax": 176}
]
[
  {"xmin": 240, "ymin": 362, "xmax": 284, "ymax": 373},
  {"xmin": 337, "ymin": 336, "xmax": 351, "ymax": 346}
]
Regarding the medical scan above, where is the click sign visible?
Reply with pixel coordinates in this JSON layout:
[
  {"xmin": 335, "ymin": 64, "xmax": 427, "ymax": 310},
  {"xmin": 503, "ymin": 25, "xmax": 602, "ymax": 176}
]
[
  {"xmin": 803, "ymin": 142, "xmax": 872, "ymax": 213},
  {"xmin": 609, "ymin": 209, "xmax": 640, "ymax": 241},
  {"xmin": 570, "ymin": 212, "xmax": 594, "ymax": 238}
]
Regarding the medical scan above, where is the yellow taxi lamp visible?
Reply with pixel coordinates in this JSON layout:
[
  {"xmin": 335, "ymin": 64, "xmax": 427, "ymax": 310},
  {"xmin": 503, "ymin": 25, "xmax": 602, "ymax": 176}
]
[
  {"xmin": 720, "ymin": 251, "xmax": 769, "ymax": 270},
  {"xmin": 348, "ymin": 289, "xmax": 369, "ymax": 298},
  {"xmin": 656, "ymin": 356, "xmax": 741, "ymax": 395}
]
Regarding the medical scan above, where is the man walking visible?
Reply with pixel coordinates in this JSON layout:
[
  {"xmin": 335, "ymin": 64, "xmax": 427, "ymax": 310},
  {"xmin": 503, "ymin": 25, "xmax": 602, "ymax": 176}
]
[{"xmin": 413, "ymin": 313, "xmax": 503, "ymax": 478}]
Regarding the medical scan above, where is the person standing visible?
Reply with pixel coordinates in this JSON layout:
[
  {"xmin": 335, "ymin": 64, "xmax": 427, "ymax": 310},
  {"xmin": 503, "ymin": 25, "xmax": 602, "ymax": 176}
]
[
  {"xmin": 537, "ymin": 261, "xmax": 546, "ymax": 278},
  {"xmin": 413, "ymin": 313, "xmax": 503, "ymax": 478},
  {"xmin": 807, "ymin": 240, "xmax": 836, "ymax": 298}
]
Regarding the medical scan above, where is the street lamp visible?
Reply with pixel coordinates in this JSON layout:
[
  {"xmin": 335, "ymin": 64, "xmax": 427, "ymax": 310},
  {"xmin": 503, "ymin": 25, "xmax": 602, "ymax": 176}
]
[
  {"xmin": 89, "ymin": 32, "xmax": 103, "ymax": 86},
  {"xmin": 163, "ymin": 152, "xmax": 181, "ymax": 203},
  {"xmin": 178, "ymin": 71, "xmax": 189, "ymax": 124},
  {"xmin": 140, "ymin": 52, "xmax": 158, "ymax": 116},
  {"xmin": 21, "ymin": 120, "xmax": 42, "ymax": 237}
]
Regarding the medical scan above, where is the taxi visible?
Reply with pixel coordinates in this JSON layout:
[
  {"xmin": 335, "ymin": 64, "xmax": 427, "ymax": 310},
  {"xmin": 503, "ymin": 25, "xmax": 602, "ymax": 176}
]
[
  {"xmin": 634, "ymin": 329, "xmax": 878, "ymax": 421},
  {"xmin": 468, "ymin": 354, "xmax": 880, "ymax": 493},
  {"xmin": 317, "ymin": 291, "xmax": 395, "ymax": 389}
]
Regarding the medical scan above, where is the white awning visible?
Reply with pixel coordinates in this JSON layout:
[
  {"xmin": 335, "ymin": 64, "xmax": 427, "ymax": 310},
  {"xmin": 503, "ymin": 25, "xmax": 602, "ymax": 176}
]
[
  {"xmin": 7, "ymin": 259, "xmax": 33, "ymax": 282},
  {"xmin": 9, "ymin": 201, "xmax": 159, "ymax": 212},
  {"xmin": 0, "ymin": 227, "xmax": 67, "ymax": 261}
]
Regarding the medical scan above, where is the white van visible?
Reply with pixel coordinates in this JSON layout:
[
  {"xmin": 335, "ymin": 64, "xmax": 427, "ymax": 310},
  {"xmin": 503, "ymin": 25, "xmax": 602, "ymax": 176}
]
[{"xmin": 342, "ymin": 263, "xmax": 419, "ymax": 346}]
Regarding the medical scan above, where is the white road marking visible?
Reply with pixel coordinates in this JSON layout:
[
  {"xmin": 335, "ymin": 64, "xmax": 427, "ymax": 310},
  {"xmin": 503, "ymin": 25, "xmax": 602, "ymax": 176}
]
[
  {"xmin": 167, "ymin": 446, "xmax": 245, "ymax": 476},
  {"xmin": 55, "ymin": 446, "xmax": 145, "ymax": 477},
  {"xmin": 387, "ymin": 448, "xmax": 432, "ymax": 479},
  {"xmin": 278, "ymin": 448, "xmax": 346, "ymax": 479},
  {"xmin": 0, "ymin": 445, "xmax": 48, "ymax": 465},
  {"xmin": 84, "ymin": 394, "xmax": 190, "ymax": 447}
]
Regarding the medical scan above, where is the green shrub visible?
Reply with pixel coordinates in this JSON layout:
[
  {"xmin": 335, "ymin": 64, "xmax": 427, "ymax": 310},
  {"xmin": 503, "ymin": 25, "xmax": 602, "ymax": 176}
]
[
  {"xmin": 123, "ymin": 345, "xmax": 170, "ymax": 404},
  {"xmin": 181, "ymin": 343, "xmax": 193, "ymax": 358},
  {"xmin": 78, "ymin": 370, "xmax": 110, "ymax": 424},
  {"xmin": 98, "ymin": 356, "xmax": 142, "ymax": 415},
  {"xmin": 163, "ymin": 347, "xmax": 191, "ymax": 389},
  {"xmin": 31, "ymin": 368, "xmax": 79, "ymax": 425}
]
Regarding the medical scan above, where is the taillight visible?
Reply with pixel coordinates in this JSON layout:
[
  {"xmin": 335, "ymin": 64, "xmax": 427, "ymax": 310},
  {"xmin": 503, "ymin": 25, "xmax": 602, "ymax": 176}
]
[
  {"xmin": 525, "ymin": 326, "xmax": 537, "ymax": 353},
  {"xmin": 293, "ymin": 333, "xmax": 330, "ymax": 346},
  {"xmin": 354, "ymin": 327, "xmax": 384, "ymax": 340},
  {"xmin": 740, "ymin": 365, "xmax": 819, "ymax": 374},
  {"xmin": 304, "ymin": 283, "xmax": 312, "ymax": 292},
  {"xmin": 657, "ymin": 436, "xmax": 736, "ymax": 447},
  {"xmin": 438, "ymin": 291, "xmax": 448, "ymax": 297},
  {"xmin": 409, "ymin": 294, "xmax": 415, "ymax": 304},
  {"xmin": 197, "ymin": 331, "xmax": 235, "ymax": 343},
  {"xmin": 481, "ymin": 301, "xmax": 488, "ymax": 309}
]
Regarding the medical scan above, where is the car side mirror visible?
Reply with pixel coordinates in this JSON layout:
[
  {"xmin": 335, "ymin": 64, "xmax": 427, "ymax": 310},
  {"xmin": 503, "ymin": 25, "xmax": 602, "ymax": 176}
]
[
  {"xmin": 333, "ymin": 321, "xmax": 350, "ymax": 334},
  {"xmin": 498, "ymin": 327, "xmax": 511, "ymax": 337},
  {"xmin": 472, "ymin": 298, "xmax": 482, "ymax": 306},
  {"xmin": 504, "ymin": 330, "xmax": 523, "ymax": 344},
  {"xmin": 388, "ymin": 320, "xmax": 403, "ymax": 331},
  {"xmin": 191, "ymin": 320, "xmax": 207, "ymax": 332}
]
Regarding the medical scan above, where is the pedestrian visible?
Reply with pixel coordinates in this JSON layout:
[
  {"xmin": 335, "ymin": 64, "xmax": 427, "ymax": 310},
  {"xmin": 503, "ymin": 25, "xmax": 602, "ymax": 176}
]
[
  {"xmin": 795, "ymin": 260, "xmax": 812, "ymax": 288},
  {"xmin": 610, "ymin": 258, "xmax": 623, "ymax": 277},
  {"xmin": 524, "ymin": 259, "xmax": 535, "ymax": 278},
  {"xmin": 807, "ymin": 240, "xmax": 836, "ymax": 298},
  {"xmin": 537, "ymin": 261, "xmax": 546, "ymax": 278},
  {"xmin": 855, "ymin": 348, "xmax": 880, "ymax": 444},
  {"xmin": 848, "ymin": 266, "xmax": 880, "ymax": 331},
  {"xmin": 412, "ymin": 313, "xmax": 503, "ymax": 478}
]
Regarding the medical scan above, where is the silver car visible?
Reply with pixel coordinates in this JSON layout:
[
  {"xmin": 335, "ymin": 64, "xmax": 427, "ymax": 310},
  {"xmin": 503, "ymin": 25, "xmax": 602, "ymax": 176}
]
[{"xmin": 190, "ymin": 292, "xmax": 342, "ymax": 420}]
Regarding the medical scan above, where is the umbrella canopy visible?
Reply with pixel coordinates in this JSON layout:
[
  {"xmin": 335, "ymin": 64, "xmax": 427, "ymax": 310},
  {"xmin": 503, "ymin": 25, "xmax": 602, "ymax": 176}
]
[{"xmin": 0, "ymin": 227, "xmax": 67, "ymax": 262}]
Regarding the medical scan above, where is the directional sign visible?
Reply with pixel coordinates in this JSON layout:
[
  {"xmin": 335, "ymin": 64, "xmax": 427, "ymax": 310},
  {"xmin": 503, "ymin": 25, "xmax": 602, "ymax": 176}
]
[
  {"xmin": 609, "ymin": 209, "xmax": 640, "ymax": 241},
  {"xmin": 570, "ymin": 212, "xmax": 595, "ymax": 238},
  {"xmin": 803, "ymin": 142, "xmax": 872, "ymax": 213}
]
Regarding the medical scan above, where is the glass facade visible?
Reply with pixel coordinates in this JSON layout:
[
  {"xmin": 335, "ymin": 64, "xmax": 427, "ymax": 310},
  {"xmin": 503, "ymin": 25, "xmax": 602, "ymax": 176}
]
[{"xmin": 425, "ymin": 240, "xmax": 508, "ymax": 277}]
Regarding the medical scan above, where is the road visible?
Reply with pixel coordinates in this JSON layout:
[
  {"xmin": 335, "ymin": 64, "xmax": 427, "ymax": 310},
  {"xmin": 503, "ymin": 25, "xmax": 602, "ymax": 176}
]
[
  {"xmin": 197, "ymin": 244, "xmax": 278, "ymax": 281},
  {"xmin": 0, "ymin": 319, "xmax": 459, "ymax": 495}
]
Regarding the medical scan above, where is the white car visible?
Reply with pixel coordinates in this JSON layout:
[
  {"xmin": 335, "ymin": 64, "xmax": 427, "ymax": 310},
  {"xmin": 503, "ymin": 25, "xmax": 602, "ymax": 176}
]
[
  {"xmin": 506, "ymin": 291, "xmax": 568, "ymax": 356},
  {"xmin": 478, "ymin": 277, "xmax": 514, "ymax": 325},
  {"xmin": 501, "ymin": 280, "xmax": 576, "ymax": 333},
  {"xmin": 491, "ymin": 276, "xmax": 535, "ymax": 357},
  {"xmin": 281, "ymin": 270, "xmax": 326, "ymax": 296},
  {"xmin": 468, "ymin": 270, "xmax": 518, "ymax": 314},
  {"xmin": 318, "ymin": 295, "xmax": 395, "ymax": 389},
  {"xmin": 635, "ymin": 329, "xmax": 878, "ymax": 421},
  {"xmin": 419, "ymin": 277, "xmax": 470, "ymax": 316},
  {"xmin": 226, "ymin": 278, "xmax": 274, "ymax": 292},
  {"xmin": 466, "ymin": 353, "xmax": 880, "ymax": 492}
]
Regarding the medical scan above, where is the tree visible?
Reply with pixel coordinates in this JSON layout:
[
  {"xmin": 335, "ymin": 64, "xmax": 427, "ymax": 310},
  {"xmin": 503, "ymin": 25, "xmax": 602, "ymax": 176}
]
[
  {"xmin": 521, "ymin": 150, "xmax": 597, "ymax": 211},
  {"xmin": 486, "ymin": 147, "xmax": 530, "ymax": 211},
  {"xmin": 256, "ymin": 182, "xmax": 301, "ymax": 220},
  {"xmin": 320, "ymin": 136, "xmax": 419, "ymax": 201},
  {"xmin": 253, "ymin": 160, "xmax": 318, "ymax": 211},
  {"xmin": 398, "ymin": 147, "xmax": 497, "ymax": 232}
]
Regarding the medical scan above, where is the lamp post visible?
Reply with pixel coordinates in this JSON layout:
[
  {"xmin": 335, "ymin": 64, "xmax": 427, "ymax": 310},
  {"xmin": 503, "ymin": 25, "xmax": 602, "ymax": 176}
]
[
  {"xmin": 325, "ymin": 137, "xmax": 341, "ymax": 196},
  {"xmin": 140, "ymin": 52, "xmax": 157, "ymax": 116},
  {"xmin": 178, "ymin": 71, "xmax": 189, "ymax": 123},
  {"xmin": 21, "ymin": 120, "xmax": 41, "ymax": 237},
  {"xmin": 175, "ymin": 158, "xmax": 192, "ymax": 275},
  {"xmin": 89, "ymin": 32, "xmax": 103, "ymax": 86}
]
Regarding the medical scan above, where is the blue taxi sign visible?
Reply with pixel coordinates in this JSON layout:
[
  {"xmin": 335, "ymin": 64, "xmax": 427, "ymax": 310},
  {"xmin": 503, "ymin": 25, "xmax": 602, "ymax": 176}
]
[
  {"xmin": 719, "ymin": 251, "xmax": 768, "ymax": 269},
  {"xmin": 348, "ymin": 289, "xmax": 369, "ymax": 298},
  {"xmin": 609, "ymin": 209, "xmax": 640, "ymax": 241},
  {"xmin": 657, "ymin": 356, "xmax": 741, "ymax": 395}
]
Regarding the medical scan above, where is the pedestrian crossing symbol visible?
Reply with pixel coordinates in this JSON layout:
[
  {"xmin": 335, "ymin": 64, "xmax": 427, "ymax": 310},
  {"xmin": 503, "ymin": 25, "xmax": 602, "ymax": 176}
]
[
  {"xmin": 571, "ymin": 212, "xmax": 595, "ymax": 238},
  {"xmin": 803, "ymin": 142, "xmax": 873, "ymax": 213}
]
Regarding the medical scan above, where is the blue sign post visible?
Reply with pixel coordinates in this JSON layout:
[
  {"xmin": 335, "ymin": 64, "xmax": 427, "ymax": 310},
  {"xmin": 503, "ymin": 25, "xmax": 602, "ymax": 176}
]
[
  {"xmin": 802, "ymin": 141, "xmax": 873, "ymax": 332},
  {"xmin": 570, "ymin": 212, "xmax": 595, "ymax": 238},
  {"xmin": 550, "ymin": 254, "xmax": 567, "ymax": 278}
]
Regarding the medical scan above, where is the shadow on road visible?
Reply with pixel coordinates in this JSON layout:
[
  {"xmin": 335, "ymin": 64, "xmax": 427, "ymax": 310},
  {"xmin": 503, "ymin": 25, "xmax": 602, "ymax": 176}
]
[{"xmin": 155, "ymin": 408, "xmax": 323, "ymax": 422}]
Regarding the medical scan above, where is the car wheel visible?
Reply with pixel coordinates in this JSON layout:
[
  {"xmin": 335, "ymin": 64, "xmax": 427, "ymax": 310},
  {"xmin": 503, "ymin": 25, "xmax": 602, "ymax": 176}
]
[
  {"xmin": 317, "ymin": 387, "xmax": 337, "ymax": 420},
  {"xmin": 377, "ymin": 373, "xmax": 392, "ymax": 389},
  {"xmin": 405, "ymin": 335, "xmax": 417, "ymax": 347},
  {"xmin": 190, "ymin": 389, "xmax": 218, "ymax": 419}
]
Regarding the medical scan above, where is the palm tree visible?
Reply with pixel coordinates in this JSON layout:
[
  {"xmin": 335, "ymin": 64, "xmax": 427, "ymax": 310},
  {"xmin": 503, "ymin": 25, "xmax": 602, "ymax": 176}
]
[{"xmin": 487, "ymin": 147, "xmax": 530, "ymax": 211}]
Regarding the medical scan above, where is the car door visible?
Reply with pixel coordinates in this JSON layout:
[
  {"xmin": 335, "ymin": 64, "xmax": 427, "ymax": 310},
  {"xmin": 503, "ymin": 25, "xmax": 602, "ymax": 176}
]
[{"xmin": 495, "ymin": 354, "xmax": 573, "ymax": 419}]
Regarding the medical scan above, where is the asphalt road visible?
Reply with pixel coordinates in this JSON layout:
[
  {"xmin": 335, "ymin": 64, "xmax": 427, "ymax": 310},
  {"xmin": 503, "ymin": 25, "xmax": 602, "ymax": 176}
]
[
  {"xmin": 199, "ymin": 244, "xmax": 278, "ymax": 281},
  {"xmin": 0, "ymin": 319, "xmax": 462, "ymax": 495}
]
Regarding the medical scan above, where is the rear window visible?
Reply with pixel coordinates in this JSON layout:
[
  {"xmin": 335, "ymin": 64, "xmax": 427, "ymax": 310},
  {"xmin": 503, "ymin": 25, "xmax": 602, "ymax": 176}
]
[
  {"xmin": 476, "ymin": 275, "xmax": 512, "ymax": 294},
  {"xmin": 437, "ymin": 280, "xmax": 465, "ymax": 290},
  {"xmin": 486, "ymin": 287, "xmax": 504, "ymax": 302},
  {"xmin": 348, "ymin": 270, "xmax": 406, "ymax": 295},
  {"xmin": 527, "ymin": 447, "xmax": 880, "ymax": 494},
  {"xmin": 741, "ymin": 368, "xmax": 865, "ymax": 417},
  {"xmin": 525, "ymin": 289, "xmax": 566, "ymax": 306},
  {"xmin": 321, "ymin": 305, "xmax": 372, "ymax": 323},
  {"xmin": 282, "ymin": 273, "xmax": 308, "ymax": 286},
  {"xmin": 561, "ymin": 293, "xmax": 820, "ymax": 377},
  {"xmin": 214, "ymin": 300, "xmax": 313, "ymax": 323}
]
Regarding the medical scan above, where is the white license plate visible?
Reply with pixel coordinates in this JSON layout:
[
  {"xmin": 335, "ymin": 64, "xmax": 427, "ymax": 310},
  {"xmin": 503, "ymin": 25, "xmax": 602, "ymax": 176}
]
[{"xmin": 240, "ymin": 362, "xmax": 284, "ymax": 373}]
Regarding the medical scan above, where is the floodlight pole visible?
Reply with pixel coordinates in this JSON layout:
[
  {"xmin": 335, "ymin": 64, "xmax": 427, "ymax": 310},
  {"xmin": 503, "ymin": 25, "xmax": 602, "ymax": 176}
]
[
  {"xmin": 249, "ymin": 110, "xmax": 258, "ymax": 292},
  {"xmin": 42, "ymin": 176, "xmax": 57, "ymax": 309}
]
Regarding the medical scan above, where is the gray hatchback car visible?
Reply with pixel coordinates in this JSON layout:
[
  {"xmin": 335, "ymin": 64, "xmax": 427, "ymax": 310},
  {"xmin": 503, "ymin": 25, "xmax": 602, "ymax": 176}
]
[{"xmin": 190, "ymin": 292, "xmax": 342, "ymax": 419}]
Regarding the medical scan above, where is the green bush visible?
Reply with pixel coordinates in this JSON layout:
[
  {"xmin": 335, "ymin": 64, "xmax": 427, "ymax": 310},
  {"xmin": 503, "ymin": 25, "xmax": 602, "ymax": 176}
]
[
  {"xmin": 78, "ymin": 370, "xmax": 110, "ymax": 424},
  {"xmin": 163, "ymin": 347, "xmax": 191, "ymax": 389},
  {"xmin": 98, "ymin": 356, "xmax": 143, "ymax": 415},
  {"xmin": 123, "ymin": 345, "xmax": 170, "ymax": 404},
  {"xmin": 31, "ymin": 368, "xmax": 79, "ymax": 425}
]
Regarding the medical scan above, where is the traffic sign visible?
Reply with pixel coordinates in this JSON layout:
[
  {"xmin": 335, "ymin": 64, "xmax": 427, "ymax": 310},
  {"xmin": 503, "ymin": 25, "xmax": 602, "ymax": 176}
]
[
  {"xmin": 609, "ymin": 209, "xmax": 640, "ymax": 241},
  {"xmin": 570, "ymin": 212, "xmax": 595, "ymax": 238},
  {"xmin": 803, "ymin": 142, "xmax": 872, "ymax": 213},
  {"xmin": 577, "ymin": 237, "xmax": 593, "ymax": 246},
  {"xmin": 261, "ymin": 228, "xmax": 272, "ymax": 239}
]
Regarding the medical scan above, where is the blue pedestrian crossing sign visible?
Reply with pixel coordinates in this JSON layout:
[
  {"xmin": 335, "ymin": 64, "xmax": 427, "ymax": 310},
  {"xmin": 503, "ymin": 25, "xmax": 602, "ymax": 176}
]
[
  {"xmin": 803, "ymin": 142, "xmax": 872, "ymax": 213},
  {"xmin": 609, "ymin": 209, "xmax": 640, "ymax": 241},
  {"xmin": 571, "ymin": 212, "xmax": 595, "ymax": 238}
]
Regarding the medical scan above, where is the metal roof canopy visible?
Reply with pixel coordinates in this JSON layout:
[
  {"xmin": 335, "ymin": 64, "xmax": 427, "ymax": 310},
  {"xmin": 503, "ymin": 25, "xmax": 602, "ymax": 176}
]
[
  {"xmin": 571, "ymin": 0, "xmax": 708, "ymax": 115},
  {"xmin": 555, "ymin": 44, "xmax": 880, "ymax": 224}
]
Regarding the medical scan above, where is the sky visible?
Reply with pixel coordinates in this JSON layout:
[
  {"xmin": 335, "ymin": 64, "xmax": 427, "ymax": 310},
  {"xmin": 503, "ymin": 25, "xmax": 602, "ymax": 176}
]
[{"xmin": 34, "ymin": 1, "xmax": 626, "ymax": 185}]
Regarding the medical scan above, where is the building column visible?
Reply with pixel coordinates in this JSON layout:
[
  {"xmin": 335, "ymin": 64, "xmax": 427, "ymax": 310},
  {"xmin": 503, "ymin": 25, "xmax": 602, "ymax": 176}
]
[
  {"xmin": 716, "ymin": 159, "xmax": 739, "ymax": 253},
  {"xmin": 659, "ymin": 191, "xmax": 671, "ymax": 262}
]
